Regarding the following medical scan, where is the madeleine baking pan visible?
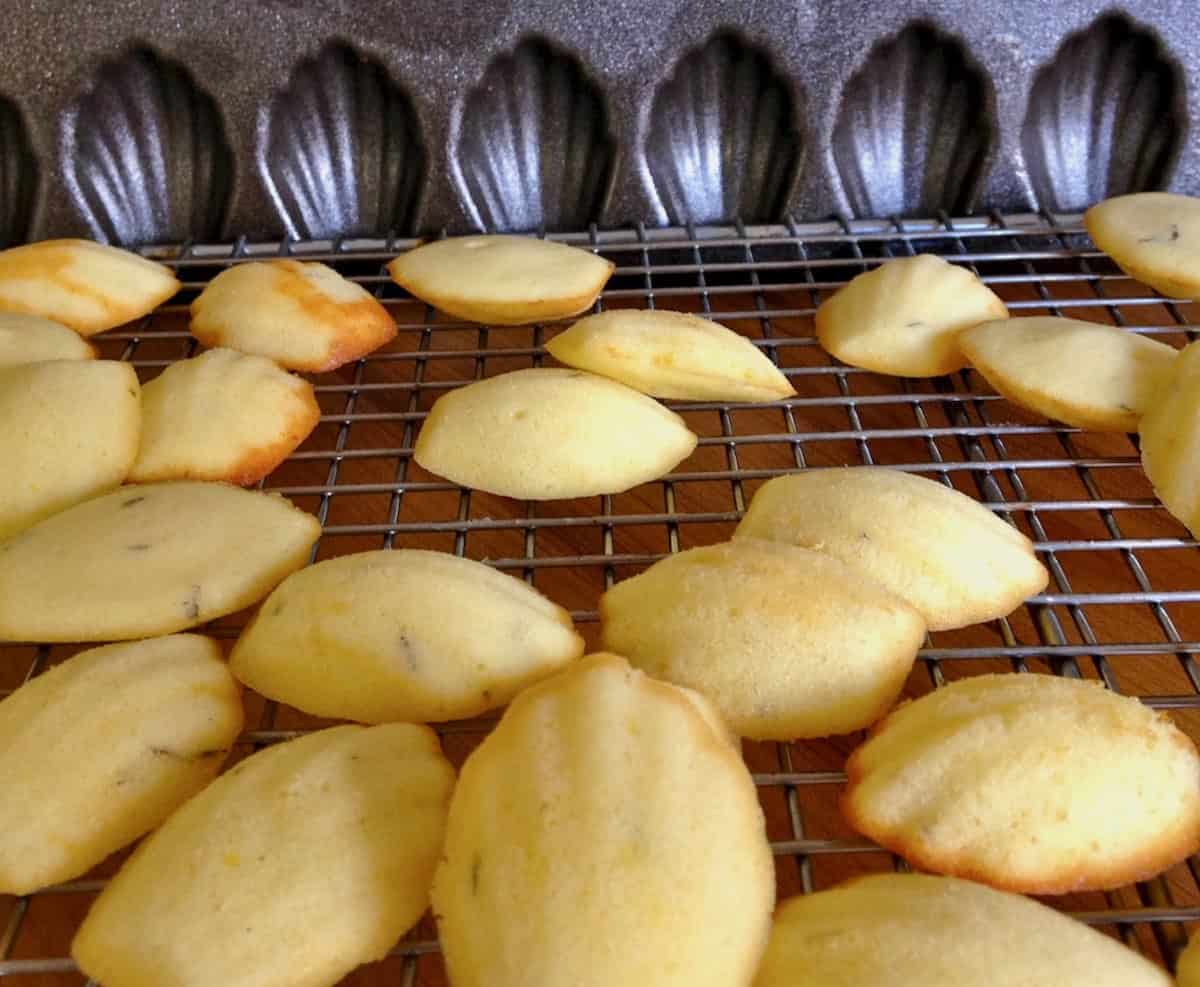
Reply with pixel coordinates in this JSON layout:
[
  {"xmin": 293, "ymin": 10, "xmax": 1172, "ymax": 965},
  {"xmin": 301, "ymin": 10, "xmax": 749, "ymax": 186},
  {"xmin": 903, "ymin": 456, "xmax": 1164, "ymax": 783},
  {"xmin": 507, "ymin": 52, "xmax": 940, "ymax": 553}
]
[{"xmin": 0, "ymin": 1, "xmax": 1193, "ymax": 244}]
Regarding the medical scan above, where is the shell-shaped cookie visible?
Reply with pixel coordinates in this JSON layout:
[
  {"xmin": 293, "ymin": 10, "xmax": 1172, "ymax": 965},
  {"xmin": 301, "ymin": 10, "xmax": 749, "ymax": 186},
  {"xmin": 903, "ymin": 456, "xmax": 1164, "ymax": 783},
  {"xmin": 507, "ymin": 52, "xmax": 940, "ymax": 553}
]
[
  {"xmin": 832, "ymin": 23, "xmax": 993, "ymax": 217},
  {"xmin": 754, "ymin": 874, "xmax": 1172, "ymax": 987},
  {"xmin": 816, "ymin": 254, "xmax": 1007, "ymax": 377},
  {"xmin": 432, "ymin": 653, "xmax": 774, "ymax": 987},
  {"xmin": 73, "ymin": 724, "xmax": 454, "ymax": 987},
  {"xmin": 63, "ymin": 47, "xmax": 233, "ymax": 245},
  {"xmin": 642, "ymin": 31, "xmax": 802, "ymax": 224},
  {"xmin": 0, "ymin": 312, "xmax": 96, "ymax": 367},
  {"xmin": 388, "ymin": 235, "xmax": 613, "ymax": 325},
  {"xmin": 454, "ymin": 38, "xmax": 614, "ymax": 232},
  {"xmin": 414, "ymin": 368, "xmax": 697, "ymax": 500},
  {"xmin": 0, "ymin": 94, "xmax": 37, "ymax": 249},
  {"xmin": 546, "ymin": 309, "xmax": 794, "ymax": 402},
  {"xmin": 230, "ymin": 548, "xmax": 584, "ymax": 723},
  {"xmin": 259, "ymin": 43, "xmax": 425, "ymax": 239},
  {"xmin": 736, "ymin": 468, "xmax": 1047, "ymax": 631},
  {"xmin": 1022, "ymin": 14, "xmax": 1184, "ymax": 213},
  {"xmin": 600, "ymin": 539, "xmax": 925, "ymax": 740},
  {"xmin": 961, "ymin": 316, "xmax": 1178, "ymax": 432},
  {"xmin": 0, "ymin": 634, "xmax": 242, "ymax": 895},
  {"xmin": 0, "ymin": 359, "xmax": 140, "ymax": 538},
  {"xmin": 843, "ymin": 674, "xmax": 1200, "ymax": 893},
  {"xmin": 1085, "ymin": 192, "xmax": 1200, "ymax": 299},
  {"xmin": 1140, "ymin": 338, "xmax": 1200, "ymax": 535},
  {"xmin": 190, "ymin": 259, "xmax": 396, "ymax": 372},
  {"xmin": 0, "ymin": 482, "xmax": 320, "ymax": 643},
  {"xmin": 0, "ymin": 239, "xmax": 179, "ymax": 337},
  {"xmin": 129, "ymin": 348, "xmax": 320, "ymax": 485}
]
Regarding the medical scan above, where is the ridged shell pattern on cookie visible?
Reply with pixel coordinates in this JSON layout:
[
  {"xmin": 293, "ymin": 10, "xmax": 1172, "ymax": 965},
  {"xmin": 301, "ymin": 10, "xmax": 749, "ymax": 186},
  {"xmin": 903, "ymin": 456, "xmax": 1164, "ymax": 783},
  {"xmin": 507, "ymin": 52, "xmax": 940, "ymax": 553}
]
[
  {"xmin": 452, "ymin": 37, "xmax": 615, "ymax": 232},
  {"xmin": 258, "ymin": 42, "xmax": 426, "ymax": 239},
  {"xmin": 642, "ymin": 31, "xmax": 803, "ymax": 225},
  {"xmin": 0, "ymin": 95, "xmax": 36, "ymax": 249},
  {"xmin": 1021, "ymin": 13, "xmax": 1184, "ymax": 212},
  {"xmin": 831, "ymin": 23, "xmax": 994, "ymax": 217},
  {"xmin": 62, "ymin": 47, "xmax": 233, "ymax": 245}
]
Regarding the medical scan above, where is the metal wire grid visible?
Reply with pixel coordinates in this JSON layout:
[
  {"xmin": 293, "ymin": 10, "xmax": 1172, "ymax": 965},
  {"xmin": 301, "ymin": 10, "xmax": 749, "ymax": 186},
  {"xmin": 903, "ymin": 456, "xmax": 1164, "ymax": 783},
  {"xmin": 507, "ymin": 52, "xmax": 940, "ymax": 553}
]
[{"xmin": 3, "ymin": 212, "xmax": 1200, "ymax": 982}]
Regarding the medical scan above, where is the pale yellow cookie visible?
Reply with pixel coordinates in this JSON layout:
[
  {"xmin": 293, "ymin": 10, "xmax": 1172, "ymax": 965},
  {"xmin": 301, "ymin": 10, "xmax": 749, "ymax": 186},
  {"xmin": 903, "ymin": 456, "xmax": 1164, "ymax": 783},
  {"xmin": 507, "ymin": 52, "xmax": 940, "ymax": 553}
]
[
  {"xmin": 0, "ymin": 312, "xmax": 96, "ymax": 367},
  {"xmin": 190, "ymin": 260, "xmax": 397, "ymax": 371},
  {"xmin": 73, "ymin": 723, "xmax": 454, "ymax": 987},
  {"xmin": 1085, "ymin": 192, "xmax": 1200, "ymax": 298},
  {"xmin": 432, "ymin": 653, "xmax": 774, "ymax": 987},
  {"xmin": 387, "ymin": 235, "xmax": 614, "ymax": 325},
  {"xmin": 231, "ymin": 548, "xmax": 584, "ymax": 722},
  {"xmin": 415, "ymin": 368, "xmax": 698, "ymax": 499},
  {"xmin": 546, "ymin": 309, "xmax": 794, "ymax": 401},
  {"xmin": 0, "ymin": 482, "xmax": 320, "ymax": 642},
  {"xmin": 736, "ymin": 468, "xmax": 1048, "ymax": 631},
  {"xmin": 815, "ymin": 254, "xmax": 1008, "ymax": 377},
  {"xmin": 1178, "ymin": 932, "xmax": 1200, "ymax": 987},
  {"xmin": 600, "ymin": 539, "xmax": 925, "ymax": 739},
  {"xmin": 843, "ymin": 674, "xmax": 1200, "ymax": 893},
  {"xmin": 0, "ymin": 239, "xmax": 179, "ymax": 336},
  {"xmin": 0, "ymin": 634, "xmax": 242, "ymax": 895},
  {"xmin": 0, "ymin": 359, "xmax": 140, "ymax": 538},
  {"xmin": 753, "ymin": 874, "xmax": 1172, "ymax": 987},
  {"xmin": 1140, "ymin": 339, "xmax": 1200, "ymax": 535},
  {"xmin": 960, "ymin": 316, "xmax": 1177, "ymax": 432},
  {"xmin": 129, "ymin": 348, "xmax": 320, "ymax": 485}
]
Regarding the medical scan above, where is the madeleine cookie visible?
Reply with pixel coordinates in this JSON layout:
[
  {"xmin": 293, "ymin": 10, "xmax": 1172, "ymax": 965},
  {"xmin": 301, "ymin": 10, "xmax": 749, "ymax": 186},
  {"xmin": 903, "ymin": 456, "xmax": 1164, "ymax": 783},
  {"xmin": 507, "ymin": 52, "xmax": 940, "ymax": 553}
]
[
  {"xmin": 600, "ymin": 539, "xmax": 925, "ymax": 739},
  {"xmin": 231, "ymin": 549, "xmax": 584, "ymax": 723},
  {"xmin": 433, "ymin": 653, "xmax": 774, "ymax": 987},
  {"xmin": 0, "ymin": 635, "xmax": 241, "ymax": 895},
  {"xmin": 736, "ymin": 468, "xmax": 1047, "ymax": 631},
  {"xmin": 129, "ymin": 348, "xmax": 320, "ymax": 485},
  {"xmin": 843, "ymin": 674, "xmax": 1200, "ymax": 893},
  {"xmin": 190, "ymin": 260, "xmax": 397, "ymax": 372},
  {"xmin": 388, "ymin": 235, "xmax": 613, "ymax": 325},
  {"xmin": 546, "ymin": 309, "xmax": 794, "ymax": 402},
  {"xmin": 0, "ymin": 359, "xmax": 140, "ymax": 538},
  {"xmin": 0, "ymin": 312, "xmax": 96, "ymax": 367},
  {"xmin": 73, "ymin": 724, "xmax": 454, "ymax": 987},
  {"xmin": 415, "ymin": 368, "xmax": 697, "ymax": 499},
  {"xmin": 0, "ymin": 239, "xmax": 179, "ymax": 336},
  {"xmin": 1140, "ymin": 339, "xmax": 1200, "ymax": 535},
  {"xmin": 0, "ymin": 482, "xmax": 320, "ymax": 642},
  {"xmin": 816, "ymin": 254, "xmax": 1007, "ymax": 377},
  {"xmin": 754, "ymin": 874, "xmax": 1171, "ymax": 987},
  {"xmin": 961, "ymin": 316, "xmax": 1177, "ymax": 432},
  {"xmin": 1085, "ymin": 192, "xmax": 1200, "ymax": 298}
]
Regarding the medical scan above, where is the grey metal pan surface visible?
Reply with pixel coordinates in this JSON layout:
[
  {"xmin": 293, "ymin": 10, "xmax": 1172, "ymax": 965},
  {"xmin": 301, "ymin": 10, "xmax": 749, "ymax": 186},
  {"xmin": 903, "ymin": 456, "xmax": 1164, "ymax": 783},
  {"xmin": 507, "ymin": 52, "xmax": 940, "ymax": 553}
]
[{"xmin": 0, "ymin": 0, "xmax": 1192, "ymax": 243}]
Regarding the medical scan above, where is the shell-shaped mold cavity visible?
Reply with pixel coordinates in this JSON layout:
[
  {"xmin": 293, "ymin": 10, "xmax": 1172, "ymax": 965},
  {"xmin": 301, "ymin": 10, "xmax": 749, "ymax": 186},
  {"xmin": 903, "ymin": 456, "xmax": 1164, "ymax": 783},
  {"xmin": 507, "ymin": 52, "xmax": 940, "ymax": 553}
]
[
  {"xmin": 1021, "ymin": 13, "xmax": 1185, "ymax": 212},
  {"xmin": 0, "ymin": 96, "xmax": 36, "ymax": 249},
  {"xmin": 643, "ymin": 32, "xmax": 802, "ymax": 225},
  {"xmin": 259, "ymin": 43, "xmax": 426, "ymax": 239},
  {"xmin": 63, "ymin": 47, "xmax": 232, "ymax": 245},
  {"xmin": 452, "ymin": 37, "xmax": 615, "ymax": 232},
  {"xmin": 832, "ymin": 23, "xmax": 994, "ymax": 217}
]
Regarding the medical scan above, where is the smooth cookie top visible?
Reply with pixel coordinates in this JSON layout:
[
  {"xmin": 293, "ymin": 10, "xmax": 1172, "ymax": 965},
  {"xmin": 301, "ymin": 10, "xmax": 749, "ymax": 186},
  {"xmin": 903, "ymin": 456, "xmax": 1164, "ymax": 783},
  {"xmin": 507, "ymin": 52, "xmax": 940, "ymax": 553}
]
[
  {"xmin": 432, "ymin": 653, "xmax": 774, "ymax": 987},
  {"xmin": 754, "ymin": 873, "xmax": 1172, "ymax": 987},
  {"xmin": 1086, "ymin": 193, "xmax": 1200, "ymax": 299},
  {"xmin": 844, "ymin": 673, "xmax": 1200, "ymax": 893}
]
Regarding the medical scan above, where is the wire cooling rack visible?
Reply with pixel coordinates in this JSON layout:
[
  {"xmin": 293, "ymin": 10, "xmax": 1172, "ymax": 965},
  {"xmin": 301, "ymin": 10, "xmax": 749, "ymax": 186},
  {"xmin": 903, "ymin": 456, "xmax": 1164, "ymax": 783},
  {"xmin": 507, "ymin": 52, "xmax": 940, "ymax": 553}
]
[{"xmin": 3, "ymin": 212, "xmax": 1200, "ymax": 984}]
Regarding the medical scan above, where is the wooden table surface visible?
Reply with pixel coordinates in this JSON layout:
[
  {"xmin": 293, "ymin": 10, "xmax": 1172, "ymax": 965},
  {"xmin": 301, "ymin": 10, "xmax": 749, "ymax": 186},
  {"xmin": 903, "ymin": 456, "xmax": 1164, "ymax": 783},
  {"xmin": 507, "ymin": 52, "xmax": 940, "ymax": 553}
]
[{"xmin": 3, "ymin": 224, "xmax": 1199, "ymax": 984}]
